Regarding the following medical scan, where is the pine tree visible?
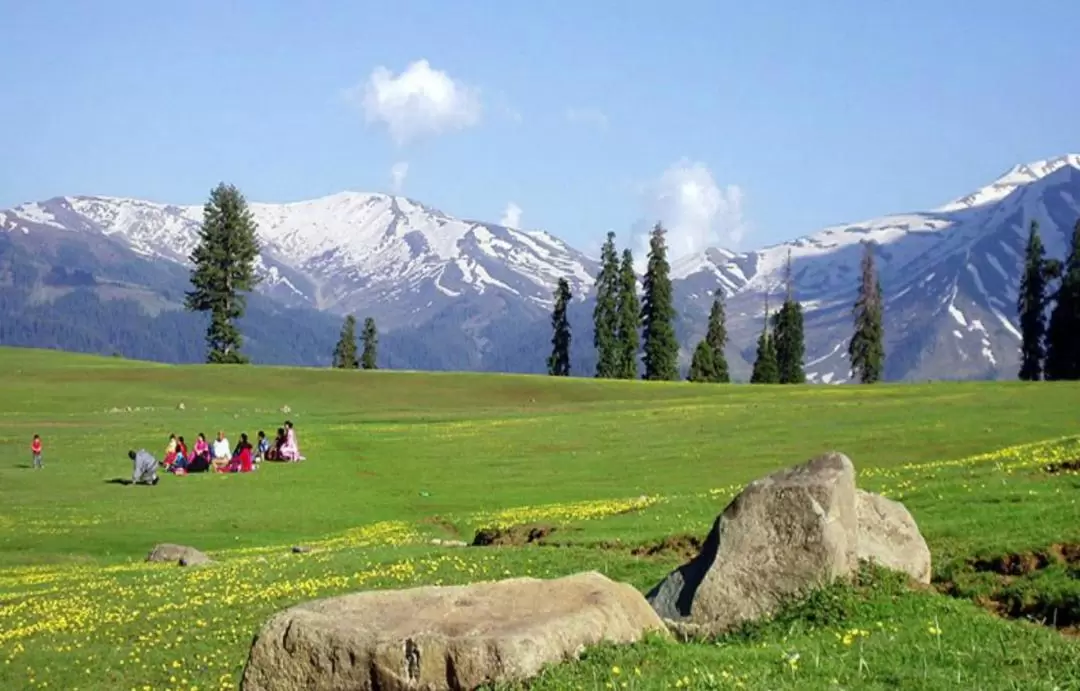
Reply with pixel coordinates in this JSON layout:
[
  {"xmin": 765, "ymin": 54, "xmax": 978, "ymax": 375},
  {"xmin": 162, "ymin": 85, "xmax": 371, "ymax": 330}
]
[
  {"xmin": 360, "ymin": 317, "xmax": 379, "ymax": 370},
  {"xmin": 1018, "ymin": 221, "xmax": 1048, "ymax": 381},
  {"xmin": 687, "ymin": 340, "xmax": 717, "ymax": 382},
  {"xmin": 848, "ymin": 241, "xmax": 885, "ymax": 383},
  {"xmin": 640, "ymin": 223, "xmax": 679, "ymax": 381},
  {"xmin": 184, "ymin": 182, "xmax": 261, "ymax": 364},
  {"xmin": 547, "ymin": 278, "xmax": 572, "ymax": 376},
  {"xmin": 614, "ymin": 248, "xmax": 640, "ymax": 379},
  {"xmin": 332, "ymin": 315, "xmax": 359, "ymax": 369},
  {"xmin": 772, "ymin": 250, "xmax": 805, "ymax": 384},
  {"xmin": 705, "ymin": 288, "xmax": 730, "ymax": 383},
  {"xmin": 750, "ymin": 293, "xmax": 779, "ymax": 384},
  {"xmin": 592, "ymin": 232, "xmax": 620, "ymax": 378},
  {"xmin": 1046, "ymin": 218, "xmax": 1080, "ymax": 380},
  {"xmin": 750, "ymin": 330, "xmax": 779, "ymax": 384}
]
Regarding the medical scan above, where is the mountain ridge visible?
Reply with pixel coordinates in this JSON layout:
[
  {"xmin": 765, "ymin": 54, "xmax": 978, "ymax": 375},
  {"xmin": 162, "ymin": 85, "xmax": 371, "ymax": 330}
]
[{"xmin": 2, "ymin": 153, "xmax": 1078, "ymax": 381}]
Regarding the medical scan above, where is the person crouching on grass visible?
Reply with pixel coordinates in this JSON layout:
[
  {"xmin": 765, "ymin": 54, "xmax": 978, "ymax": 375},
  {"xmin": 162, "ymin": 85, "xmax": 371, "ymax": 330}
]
[
  {"xmin": 129, "ymin": 449, "xmax": 159, "ymax": 486},
  {"xmin": 31, "ymin": 434, "xmax": 43, "ymax": 469}
]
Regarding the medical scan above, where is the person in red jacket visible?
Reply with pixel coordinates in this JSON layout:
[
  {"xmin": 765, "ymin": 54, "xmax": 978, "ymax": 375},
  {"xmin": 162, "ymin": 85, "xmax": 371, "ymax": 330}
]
[
  {"xmin": 31, "ymin": 434, "xmax": 43, "ymax": 470},
  {"xmin": 223, "ymin": 433, "xmax": 255, "ymax": 473}
]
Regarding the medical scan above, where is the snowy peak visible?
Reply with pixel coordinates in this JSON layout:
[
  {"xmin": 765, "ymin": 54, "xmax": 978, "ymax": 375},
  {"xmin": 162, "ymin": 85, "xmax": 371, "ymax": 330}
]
[
  {"xmin": 938, "ymin": 154, "xmax": 1080, "ymax": 212},
  {"xmin": 673, "ymin": 153, "xmax": 1080, "ymax": 302},
  {"xmin": 670, "ymin": 246, "xmax": 752, "ymax": 296},
  {"xmin": 1, "ymin": 190, "xmax": 599, "ymax": 317}
]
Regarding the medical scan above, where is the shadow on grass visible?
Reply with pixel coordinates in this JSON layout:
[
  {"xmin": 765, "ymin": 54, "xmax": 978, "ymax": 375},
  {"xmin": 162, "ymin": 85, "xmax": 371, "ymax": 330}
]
[
  {"xmin": 104, "ymin": 478, "xmax": 133, "ymax": 485},
  {"xmin": 14, "ymin": 464, "xmax": 33, "ymax": 469}
]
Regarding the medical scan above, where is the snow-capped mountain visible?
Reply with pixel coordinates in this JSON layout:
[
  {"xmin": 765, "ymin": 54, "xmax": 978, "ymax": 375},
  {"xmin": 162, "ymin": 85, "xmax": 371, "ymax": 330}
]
[
  {"xmin": 0, "ymin": 191, "xmax": 599, "ymax": 331},
  {"xmin": 1, "ymin": 153, "xmax": 1078, "ymax": 380},
  {"xmin": 674, "ymin": 153, "xmax": 1080, "ymax": 382}
]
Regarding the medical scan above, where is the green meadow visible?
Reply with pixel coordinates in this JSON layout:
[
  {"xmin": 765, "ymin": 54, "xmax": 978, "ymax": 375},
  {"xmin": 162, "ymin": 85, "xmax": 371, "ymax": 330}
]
[{"xmin": 2, "ymin": 345, "xmax": 1080, "ymax": 690}]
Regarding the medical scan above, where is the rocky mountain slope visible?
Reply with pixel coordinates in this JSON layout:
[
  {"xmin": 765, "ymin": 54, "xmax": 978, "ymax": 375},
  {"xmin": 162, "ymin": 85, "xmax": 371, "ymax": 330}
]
[
  {"xmin": 674, "ymin": 154, "xmax": 1080, "ymax": 381},
  {"xmin": 2, "ymin": 154, "xmax": 1077, "ymax": 380}
]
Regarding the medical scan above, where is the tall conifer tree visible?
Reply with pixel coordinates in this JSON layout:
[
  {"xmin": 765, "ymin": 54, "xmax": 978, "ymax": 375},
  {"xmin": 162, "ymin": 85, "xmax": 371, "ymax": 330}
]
[
  {"xmin": 1046, "ymin": 218, "xmax": 1080, "ymax": 380},
  {"xmin": 332, "ymin": 315, "xmax": 359, "ymax": 369},
  {"xmin": 360, "ymin": 317, "xmax": 379, "ymax": 370},
  {"xmin": 185, "ymin": 182, "xmax": 262, "ymax": 364},
  {"xmin": 705, "ymin": 288, "xmax": 730, "ymax": 383},
  {"xmin": 849, "ymin": 241, "xmax": 885, "ymax": 383},
  {"xmin": 640, "ymin": 223, "xmax": 679, "ymax": 380},
  {"xmin": 614, "ymin": 248, "xmax": 640, "ymax": 379},
  {"xmin": 592, "ymin": 232, "xmax": 619, "ymax": 378},
  {"xmin": 1018, "ymin": 220, "xmax": 1048, "ymax": 381},
  {"xmin": 772, "ymin": 250, "xmax": 805, "ymax": 384},
  {"xmin": 687, "ymin": 341, "xmax": 717, "ymax": 382},
  {"xmin": 750, "ymin": 292, "xmax": 779, "ymax": 384},
  {"xmin": 547, "ymin": 278, "xmax": 573, "ymax": 376}
]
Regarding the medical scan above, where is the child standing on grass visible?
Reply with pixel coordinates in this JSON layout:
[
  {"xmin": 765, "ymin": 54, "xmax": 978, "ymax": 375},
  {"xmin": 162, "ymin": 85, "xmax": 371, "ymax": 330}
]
[{"xmin": 31, "ymin": 434, "xmax": 43, "ymax": 469}]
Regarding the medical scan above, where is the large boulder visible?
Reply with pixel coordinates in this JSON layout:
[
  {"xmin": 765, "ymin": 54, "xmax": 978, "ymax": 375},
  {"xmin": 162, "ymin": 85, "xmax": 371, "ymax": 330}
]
[
  {"xmin": 146, "ymin": 543, "xmax": 211, "ymax": 567},
  {"xmin": 241, "ymin": 571, "xmax": 667, "ymax": 691},
  {"xmin": 646, "ymin": 451, "xmax": 859, "ymax": 638},
  {"xmin": 856, "ymin": 489, "xmax": 931, "ymax": 584}
]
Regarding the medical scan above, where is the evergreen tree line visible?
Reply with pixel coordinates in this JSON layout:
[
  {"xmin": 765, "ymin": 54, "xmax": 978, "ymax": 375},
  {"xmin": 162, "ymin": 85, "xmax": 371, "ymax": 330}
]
[
  {"xmin": 547, "ymin": 227, "xmax": 890, "ymax": 385},
  {"xmin": 747, "ymin": 251, "xmax": 805, "ymax": 384},
  {"xmin": 547, "ymin": 223, "xmax": 680, "ymax": 380},
  {"xmin": 1018, "ymin": 217, "xmax": 1080, "ymax": 381},
  {"xmin": 184, "ymin": 181, "xmax": 884, "ymax": 382},
  {"xmin": 332, "ymin": 313, "xmax": 380, "ymax": 370},
  {"xmin": 748, "ymin": 242, "xmax": 885, "ymax": 385}
]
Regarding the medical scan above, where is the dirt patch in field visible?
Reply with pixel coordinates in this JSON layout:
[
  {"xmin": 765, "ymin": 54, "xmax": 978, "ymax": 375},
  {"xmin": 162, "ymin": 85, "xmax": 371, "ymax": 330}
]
[
  {"xmin": 969, "ymin": 543, "xmax": 1080, "ymax": 576},
  {"xmin": 630, "ymin": 534, "xmax": 702, "ymax": 560},
  {"xmin": 471, "ymin": 524, "xmax": 557, "ymax": 547},
  {"xmin": 941, "ymin": 543, "xmax": 1080, "ymax": 634},
  {"xmin": 420, "ymin": 515, "xmax": 462, "ymax": 539},
  {"xmin": 1042, "ymin": 459, "xmax": 1080, "ymax": 474}
]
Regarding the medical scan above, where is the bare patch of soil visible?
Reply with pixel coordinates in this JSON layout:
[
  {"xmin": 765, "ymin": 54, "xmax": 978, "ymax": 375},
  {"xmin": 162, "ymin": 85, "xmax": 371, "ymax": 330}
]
[
  {"xmin": 969, "ymin": 543, "xmax": 1080, "ymax": 576},
  {"xmin": 942, "ymin": 543, "xmax": 1080, "ymax": 633},
  {"xmin": 1042, "ymin": 459, "xmax": 1080, "ymax": 474},
  {"xmin": 630, "ymin": 534, "xmax": 702, "ymax": 561},
  {"xmin": 420, "ymin": 515, "xmax": 462, "ymax": 539},
  {"xmin": 471, "ymin": 524, "xmax": 557, "ymax": 547}
]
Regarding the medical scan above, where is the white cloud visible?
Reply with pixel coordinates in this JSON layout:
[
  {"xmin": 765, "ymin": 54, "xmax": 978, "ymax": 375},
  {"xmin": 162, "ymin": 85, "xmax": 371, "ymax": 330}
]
[
  {"xmin": 500, "ymin": 202, "xmax": 523, "ymax": 229},
  {"xmin": 389, "ymin": 162, "xmax": 409, "ymax": 193},
  {"xmin": 632, "ymin": 159, "xmax": 747, "ymax": 266},
  {"xmin": 347, "ymin": 59, "xmax": 481, "ymax": 145},
  {"xmin": 565, "ymin": 107, "xmax": 608, "ymax": 129}
]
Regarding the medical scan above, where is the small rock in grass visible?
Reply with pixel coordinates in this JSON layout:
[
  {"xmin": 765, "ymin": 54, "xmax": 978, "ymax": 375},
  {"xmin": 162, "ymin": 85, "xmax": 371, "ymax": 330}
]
[
  {"xmin": 177, "ymin": 402, "xmax": 185, "ymax": 410},
  {"xmin": 291, "ymin": 546, "xmax": 312, "ymax": 554},
  {"xmin": 430, "ymin": 539, "xmax": 468, "ymax": 547},
  {"xmin": 147, "ymin": 543, "xmax": 211, "ymax": 567}
]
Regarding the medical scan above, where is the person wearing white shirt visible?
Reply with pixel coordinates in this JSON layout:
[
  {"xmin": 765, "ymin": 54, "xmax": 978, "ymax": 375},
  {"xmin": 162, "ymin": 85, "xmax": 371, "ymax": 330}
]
[{"xmin": 211, "ymin": 430, "xmax": 231, "ymax": 471}]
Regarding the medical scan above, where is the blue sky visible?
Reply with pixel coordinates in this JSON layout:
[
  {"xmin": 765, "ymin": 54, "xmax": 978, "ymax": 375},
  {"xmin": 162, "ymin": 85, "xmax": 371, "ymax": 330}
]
[{"xmin": 2, "ymin": 0, "xmax": 1077, "ymax": 258}]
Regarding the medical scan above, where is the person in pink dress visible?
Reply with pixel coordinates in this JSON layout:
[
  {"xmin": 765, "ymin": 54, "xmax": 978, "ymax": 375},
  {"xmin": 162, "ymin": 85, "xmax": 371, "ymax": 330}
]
[{"xmin": 279, "ymin": 420, "xmax": 305, "ymax": 461}]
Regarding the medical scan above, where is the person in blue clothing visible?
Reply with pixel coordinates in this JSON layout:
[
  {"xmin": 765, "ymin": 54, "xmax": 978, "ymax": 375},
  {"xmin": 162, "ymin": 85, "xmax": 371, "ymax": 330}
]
[{"xmin": 255, "ymin": 430, "xmax": 271, "ymax": 463}]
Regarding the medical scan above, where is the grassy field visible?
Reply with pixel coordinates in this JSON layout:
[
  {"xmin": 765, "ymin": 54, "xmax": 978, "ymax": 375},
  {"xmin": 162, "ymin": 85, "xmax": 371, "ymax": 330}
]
[{"xmin": 2, "ymin": 346, "xmax": 1080, "ymax": 690}]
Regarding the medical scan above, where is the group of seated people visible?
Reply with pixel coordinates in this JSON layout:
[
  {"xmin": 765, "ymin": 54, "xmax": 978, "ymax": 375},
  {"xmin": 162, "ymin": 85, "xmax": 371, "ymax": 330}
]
[{"xmin": 161, "ymin": 420, "xmax": 305, "ymax": 476}]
